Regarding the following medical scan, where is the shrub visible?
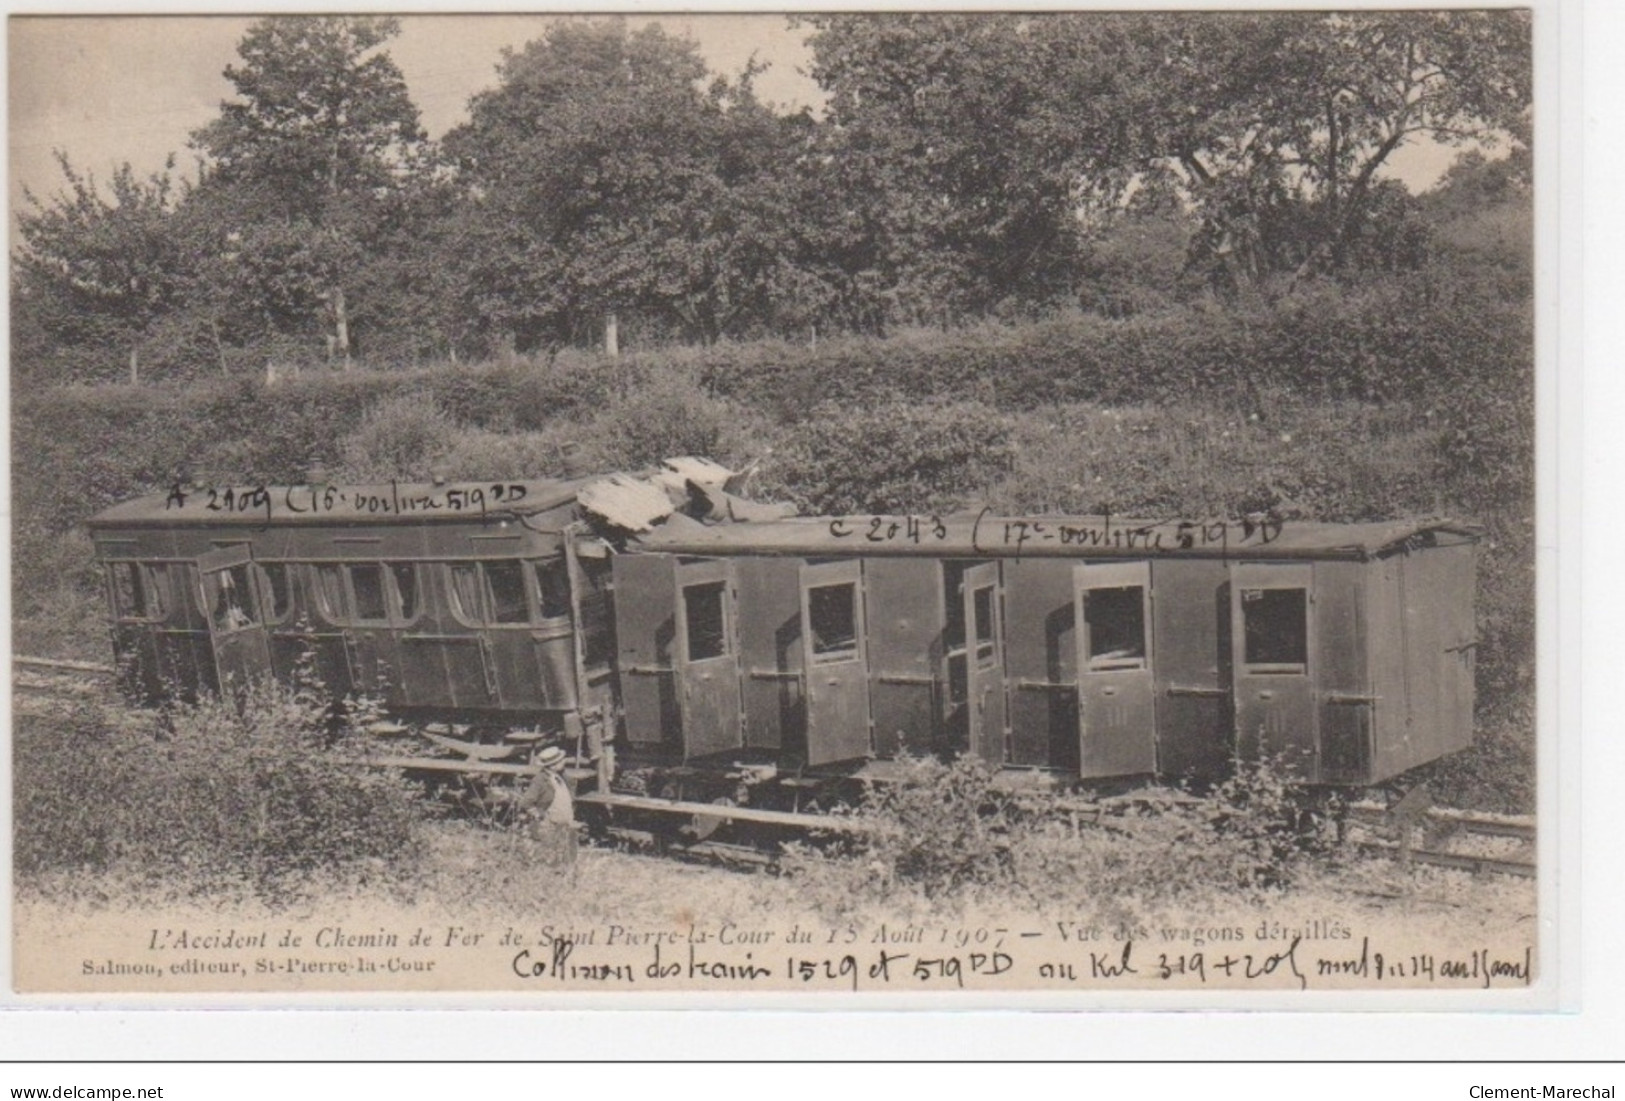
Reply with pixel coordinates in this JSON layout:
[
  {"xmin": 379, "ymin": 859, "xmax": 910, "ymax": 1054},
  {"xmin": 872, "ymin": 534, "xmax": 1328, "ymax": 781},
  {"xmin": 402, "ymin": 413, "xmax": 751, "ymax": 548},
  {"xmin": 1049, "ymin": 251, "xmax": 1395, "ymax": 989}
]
[
  {"xmin": 13, "ymin": 684, "xmax": 428, "ymax": 901},
  {"xmin": 1412, "ymin": 703, "xmax": 1534, "ymax": 815},
  {"xmin": 761, "ymin": 399, "xmax": 1017, "ymax": 515},
  {"xmin": 857, "ymin": 755, "xmax": 1017, "ymax": 899},
  {"xmin": 435, "ymin": 429, "xmax": 576, "ymax": 482},
  {"xmin": 11, "ymin": 522, "xmax": 104, "ymax": 661},
  {"xmin": 572, "ymin": 367, "xmax": 774, "ymax": 473},
  {"xmin": 335, "ymin": 393, "xmax": 457, "ymax": 482},
  {"xmin": 785, "ymin": 753, "xmax": 1333, "ymax": 918}
]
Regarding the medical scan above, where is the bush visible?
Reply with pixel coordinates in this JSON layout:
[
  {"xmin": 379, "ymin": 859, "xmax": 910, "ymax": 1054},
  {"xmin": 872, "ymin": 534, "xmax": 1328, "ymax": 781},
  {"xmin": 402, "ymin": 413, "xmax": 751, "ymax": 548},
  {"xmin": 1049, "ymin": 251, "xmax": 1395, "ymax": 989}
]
[
  {"xmin": 857, "ymin": 755, "xmax": 1017, "ymax": 899},
  {"xmin": 14, "ymin": 685, "xmax": 428, "ymax": 901},
  {"xmin": 786, "ymin": 754, "xmax": 1335, "ymax": 918},
  {"xmin": 435, "ymin": 429, "xmax": 576, "ymax": 482},
  {"xmin": 572, "ymin": 366, "xmax": 774, "ymax": 473},
  {"xmin": 11, "ymin": 522, "xmax": 104, "ymax": 661},
  {"xmin": 335, "ymin": 393, "xmax": 457, "ymax": 482},
  {"xmin": 761, "ymin": 399, "xmax": 1016, "ymax": 515},
  {"xmin": 1412, "ymin": 705, "xmax": 1534, "ymax": 815}
]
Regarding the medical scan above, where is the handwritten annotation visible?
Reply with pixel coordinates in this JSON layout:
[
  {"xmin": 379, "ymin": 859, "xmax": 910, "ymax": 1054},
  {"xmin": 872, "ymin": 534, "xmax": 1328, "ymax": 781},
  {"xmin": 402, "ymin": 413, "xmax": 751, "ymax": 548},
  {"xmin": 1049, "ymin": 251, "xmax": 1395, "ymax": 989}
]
[
  {"xmin": 827, "ymin": 509, "xmax": 1286, "ymax": 554},
  {"xmin": 163, "ymin": 482, "xmax": 530, "ymax": 524}
]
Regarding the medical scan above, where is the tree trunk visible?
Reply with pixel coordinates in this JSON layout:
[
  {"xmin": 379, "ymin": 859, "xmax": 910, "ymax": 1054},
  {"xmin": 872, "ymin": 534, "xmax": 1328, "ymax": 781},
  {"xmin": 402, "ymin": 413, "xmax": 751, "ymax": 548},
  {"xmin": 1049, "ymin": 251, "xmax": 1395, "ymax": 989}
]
[
  {"xmin": 210, "ymin": 318, "xmax": 230, "ymax": 376},
  {"xmin": 603, "ymin": 312, "xmax": 619, "ymax": 358},
  {"xmin": 332, "ymin": 286, "xmax": 352, "ymax": 370}
]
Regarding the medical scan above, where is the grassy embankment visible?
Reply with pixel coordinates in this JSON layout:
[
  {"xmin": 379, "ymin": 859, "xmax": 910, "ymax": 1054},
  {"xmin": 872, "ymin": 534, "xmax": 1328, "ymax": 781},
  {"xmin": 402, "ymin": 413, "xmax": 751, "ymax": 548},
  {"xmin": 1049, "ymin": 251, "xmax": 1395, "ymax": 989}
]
[{"xmin": 10, "ymin": 302, "xmax": 1535, "ymax": 914}]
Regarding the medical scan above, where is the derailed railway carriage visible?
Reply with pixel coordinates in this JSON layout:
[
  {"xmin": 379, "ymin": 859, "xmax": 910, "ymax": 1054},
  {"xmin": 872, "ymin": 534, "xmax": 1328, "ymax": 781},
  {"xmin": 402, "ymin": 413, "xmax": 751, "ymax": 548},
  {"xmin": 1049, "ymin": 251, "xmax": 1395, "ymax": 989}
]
[
  {"xmin": 89, "ymin": 464, "xmax": 1481, "ymax": 829},
  {"xmin": 89, "ymin": 476, "xmax": 619, "ymax": 753},
  {"xmin": 615, "ymin": 513, "xmax": 1480, "ymax": 790}
]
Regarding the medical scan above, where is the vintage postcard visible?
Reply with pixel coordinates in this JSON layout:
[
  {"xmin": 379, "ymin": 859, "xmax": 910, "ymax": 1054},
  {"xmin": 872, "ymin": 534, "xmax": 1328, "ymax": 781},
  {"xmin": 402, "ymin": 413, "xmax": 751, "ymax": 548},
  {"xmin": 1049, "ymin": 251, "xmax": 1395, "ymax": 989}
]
[{"xmin": 8, "ymin": 9, "xmax": 1548, "ymax": 1002}]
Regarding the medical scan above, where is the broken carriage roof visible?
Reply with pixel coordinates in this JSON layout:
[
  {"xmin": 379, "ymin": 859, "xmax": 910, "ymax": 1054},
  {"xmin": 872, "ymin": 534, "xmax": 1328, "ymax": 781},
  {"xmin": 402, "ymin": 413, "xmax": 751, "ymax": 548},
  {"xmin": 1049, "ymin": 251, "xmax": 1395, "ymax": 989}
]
[
  {"xmin": 630, "ymin": 513, "xmax": 1483, "ymax": 562},
  {"xmin": 85, "ymin": 457, "xmax": 758, "ymax": 531}
]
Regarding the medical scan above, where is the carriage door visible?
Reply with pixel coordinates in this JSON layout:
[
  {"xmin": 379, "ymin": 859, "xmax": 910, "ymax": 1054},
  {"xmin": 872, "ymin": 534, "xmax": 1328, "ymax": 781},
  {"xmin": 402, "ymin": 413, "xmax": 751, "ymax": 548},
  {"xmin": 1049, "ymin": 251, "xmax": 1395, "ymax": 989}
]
[
  {"xmin": 801, "ymin": 560, "xmax": 871, "ymax": 765},
  {"xmin": 1230, "ymin": 563, "xmax": 1316, "ymax": 770},
  {"xmin": 1073, "ymin": 562, "xmax": 1157, "ymax": 777},
  {"xmin": 962, "ymin": 563, "xmax": 1007, "ymax": 764},
  {"xmin": 676, "ymin": 559, "xmax": 744, "ymax": 759},
  {"xmin": 197, "ymin": 544, "xmax": 274, "ymax": 690}
]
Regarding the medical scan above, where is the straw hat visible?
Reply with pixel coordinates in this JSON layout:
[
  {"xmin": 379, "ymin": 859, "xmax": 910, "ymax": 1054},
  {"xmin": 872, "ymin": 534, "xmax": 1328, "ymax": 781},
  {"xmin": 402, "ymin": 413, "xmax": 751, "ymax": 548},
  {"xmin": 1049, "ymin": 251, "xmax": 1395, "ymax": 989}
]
[{"xmin": 534, "ymin": 745, "xmax": 568, "ymax": 770}]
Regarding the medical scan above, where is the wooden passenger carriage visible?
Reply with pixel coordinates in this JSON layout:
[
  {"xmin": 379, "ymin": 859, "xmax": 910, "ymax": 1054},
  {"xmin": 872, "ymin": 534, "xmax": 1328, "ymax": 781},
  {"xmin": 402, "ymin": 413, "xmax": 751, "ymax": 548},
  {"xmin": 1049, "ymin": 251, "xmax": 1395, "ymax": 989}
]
[
  {"xmin": 88, "ymin": 477, "xmax": 618, "ymax": 759},
  {"xmin": 616, "ymin": 513, "xmax": 1482, "ymax": 788},
  {"xmin": 89, "ymin": 474, "xmax": 1481, "ymax": 814}
]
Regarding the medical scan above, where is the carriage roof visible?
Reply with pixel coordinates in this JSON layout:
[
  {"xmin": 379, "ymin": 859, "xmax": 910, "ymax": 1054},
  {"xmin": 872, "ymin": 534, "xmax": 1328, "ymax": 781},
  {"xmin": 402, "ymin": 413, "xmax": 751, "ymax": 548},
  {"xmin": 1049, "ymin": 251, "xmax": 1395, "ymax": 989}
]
[
  {"xmin": 86, "ymin": 477, "xmax": 592, "ymax": 530},
  {"xmin": 633, "ymin": 513, "xmax": 1482, "ymax": 562}
]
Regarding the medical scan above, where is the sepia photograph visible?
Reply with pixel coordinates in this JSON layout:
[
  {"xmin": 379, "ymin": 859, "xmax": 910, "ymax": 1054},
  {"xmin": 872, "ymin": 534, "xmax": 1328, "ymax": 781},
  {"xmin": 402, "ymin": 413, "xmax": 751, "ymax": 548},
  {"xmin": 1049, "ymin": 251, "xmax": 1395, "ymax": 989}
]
[{"xmin": 8, "ymin": 9, "xmax": 1542, "ymax": 999}]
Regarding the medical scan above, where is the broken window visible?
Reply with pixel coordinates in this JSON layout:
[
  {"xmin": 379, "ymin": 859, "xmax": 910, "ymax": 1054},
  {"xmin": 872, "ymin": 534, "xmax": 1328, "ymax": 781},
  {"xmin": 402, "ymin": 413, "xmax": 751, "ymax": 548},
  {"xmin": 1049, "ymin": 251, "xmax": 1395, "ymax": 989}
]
[
  {"xmin": 448, "ymin": 564, "xmax": 481, "ymax": 624},
  {"xmin": 1083, "ymin": 586, "xmax": 1147, "ymax": 671},
  {"xmin": 534, "ymin": 559, "xmax": 571, "ymax": 621},
  {"xmin": 391, "ymin": 563, "xmax": 420, "ymax": 622},
  {"xmin": 486, "ymin": 561, "xmax": 529, "ymax": 624},
  {"xmin": 448, "ymin": 561, "xmax": 531, "ymax": 626},
  {"xmin": 110, "ymin": 562, "xmax": 162, "ymax": 620},
  {"xmin": 972, "ymin": 583, "xmax": 997, "ymax": 668},
  {"xmin": 577, "ymin": 559, "xmax": 614, "ymax": 668},
  {"xmin": 315, "ymin": 564, "xmax": 348, "ymax": 621},
  {"xmin": 942, "ymin": 562, "xmax": 969, "ymax": 651},
  {"xmin": 350, "ymin": 564, "xmax": 389, "ymax": 622},
  {"xmin": 808, "ymin": 581, "xmax": 859, "ymax": 662},
  {"xmin": 684, "ymin": 581, "xmax": 728, "ymax": 661},
  {"xmin": 258, "ymin": 563, "xmax": 292, "ymax": 622},
  {"xmin": 1241, "ymin": 588, "xmax": 1308, "ymax": 672},
  {"xmin": 208, "ymin": 564, "xmax": 258, "ymax": 632}
]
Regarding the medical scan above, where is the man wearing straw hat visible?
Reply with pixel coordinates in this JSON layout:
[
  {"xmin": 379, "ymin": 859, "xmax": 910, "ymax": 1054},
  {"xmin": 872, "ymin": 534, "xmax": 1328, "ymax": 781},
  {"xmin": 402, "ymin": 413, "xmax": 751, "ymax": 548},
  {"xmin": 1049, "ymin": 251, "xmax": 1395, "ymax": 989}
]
[{"xmin": 519, "ymin": 745, "xmax": 577, "ymax": 869}]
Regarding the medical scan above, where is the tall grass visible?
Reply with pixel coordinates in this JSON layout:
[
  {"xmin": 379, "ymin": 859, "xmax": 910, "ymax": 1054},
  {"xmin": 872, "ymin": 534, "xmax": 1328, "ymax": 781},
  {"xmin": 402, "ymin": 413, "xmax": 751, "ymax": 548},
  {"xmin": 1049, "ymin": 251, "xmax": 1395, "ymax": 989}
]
[
  {"xmin": 12, "ymin": 305, "xmax": 1532, "ymax": 811},
  {"xmin": 14, "ymin": 685, "xmax": 429, "ymax": 903},
  {"xmin": 784, "ymin": 755, "xmax": 1340, "ymax": 920}
]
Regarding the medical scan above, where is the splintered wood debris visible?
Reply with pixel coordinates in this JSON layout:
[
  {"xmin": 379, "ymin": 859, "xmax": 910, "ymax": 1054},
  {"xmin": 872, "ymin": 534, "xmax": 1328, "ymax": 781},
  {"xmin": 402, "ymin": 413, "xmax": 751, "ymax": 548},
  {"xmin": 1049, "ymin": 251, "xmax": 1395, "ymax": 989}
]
[{"xmin": 578, "ymin": 457, "xmax": 793, "ymax": 533}]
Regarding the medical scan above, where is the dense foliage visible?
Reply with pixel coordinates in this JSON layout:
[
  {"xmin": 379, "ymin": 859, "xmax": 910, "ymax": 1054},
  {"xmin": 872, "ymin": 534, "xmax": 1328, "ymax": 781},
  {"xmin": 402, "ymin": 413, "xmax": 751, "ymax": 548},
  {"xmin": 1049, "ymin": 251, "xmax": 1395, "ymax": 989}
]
[
  {"xmin": 15, "ymin": 688, "xmax": 427, "ymax": 900},
  {"xmin": 12, "ymin": 12, "xmax": 1529, "ymax": 381},
  {"xmin": 784, "ymin": 754, "xmax": 1339, "ymax": 915},
  {"xmin": 10, "ymin": 12, "xmax": 1534, "ymax": 816}
]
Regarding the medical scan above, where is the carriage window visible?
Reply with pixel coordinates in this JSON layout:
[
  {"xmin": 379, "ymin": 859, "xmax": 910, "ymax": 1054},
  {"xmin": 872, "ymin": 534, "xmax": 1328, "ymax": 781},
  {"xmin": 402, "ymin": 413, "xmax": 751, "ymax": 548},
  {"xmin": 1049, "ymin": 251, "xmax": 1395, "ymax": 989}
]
[
  {"xmin": 534, "ymin": 559, "xmax": 571, "ymax": 621},
  {"xmin": 110, "ymin": 562, "xmax": 163, "ymax": 620},
  {"xmin": 578, "ymin": 559, "xmax": 614, "ymax": 668},
  {"xmin": 1241, "ymin": 588, "xmax": 1308, "ymax": 672},
  {"xmin": 257, "ymin": 563, "xmax": 292, "ymax": 621},
  {"xmin": 208, "ymin": 564, "xmax": 258, "ymax": 632},
  {"xmin": 808, "ymin": 582, "xmax": 858, "ymax": 662},
  {"xmin": 942, "ymin": 563, "xmax": 969, "ymax": 651},
  {"xmin": 315, "ymin": 564, "xmax": 348, "ymax": 620},
  {"xmin": 972, "ymin": 584, "xmax": 997, "ymax": 667},
  {"xmin": 448, "ymin": 561, "xmax": 531, "ymax": 626},
  {"xmin": 1084, "ymin": 586, "xmax": 1147, "ymax": 672},
  {"xmin": 350, "ymin": 564, "xmax": 389, "ymax": 622},
  {"xmin": 486, "ymin": 561, "xmax": 529, "ymax": 624},
  {"xmin": 683, "ymin": 581, "xmax": 728, "ymax": 661},
  {"xmin": 391, "ymin": 563, "xmax": 420, "ymax": 622}
]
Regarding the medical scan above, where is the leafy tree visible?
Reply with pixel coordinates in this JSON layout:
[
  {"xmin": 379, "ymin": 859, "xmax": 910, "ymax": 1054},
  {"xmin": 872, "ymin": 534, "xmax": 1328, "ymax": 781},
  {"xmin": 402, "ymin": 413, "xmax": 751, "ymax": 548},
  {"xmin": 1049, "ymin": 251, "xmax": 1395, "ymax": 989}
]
[
  {"xmin": 189, "ymin": 16, "xmax": 427, "ymax": 366},
  {"xmin": 444, "ymin": 18, "xmax": 807, "ymax": 351},
  {"xmin": 802, "ymin": 11, "xmax": 1531, "ymax": 312},
  {"xmin": 1417, "ymin": 144, "xmax": 1532, "ymax": 304},
  {"xmin": 801, "ymin": 14, "xmax": 1140, "ymax": 325},
  {"xmin": 12, "ymin": 155, "xmax": 190, "ymax": 384},
  {"xmin": 1102, "ymin": 11, "xmax": 1532, "ymax": 288}
]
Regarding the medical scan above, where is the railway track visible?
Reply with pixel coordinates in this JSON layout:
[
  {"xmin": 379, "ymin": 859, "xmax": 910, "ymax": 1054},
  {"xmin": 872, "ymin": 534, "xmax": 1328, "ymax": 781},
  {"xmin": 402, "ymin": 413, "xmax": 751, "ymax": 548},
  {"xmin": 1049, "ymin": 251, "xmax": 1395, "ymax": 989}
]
[
  {"xmin": 12, "ymin": 655, "xmax": 116, "ymax": 698},
  {"xmin": 1344, "ymin": 801, "xmax": 1535, "ymax": 878},
  {"xmin": 11, "ymin": 653, "xmax": 1538, "ymax": 879},
  {"xmin": 1352, "ymin": 839, "xmax": 1535, "ymax": 878}
]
